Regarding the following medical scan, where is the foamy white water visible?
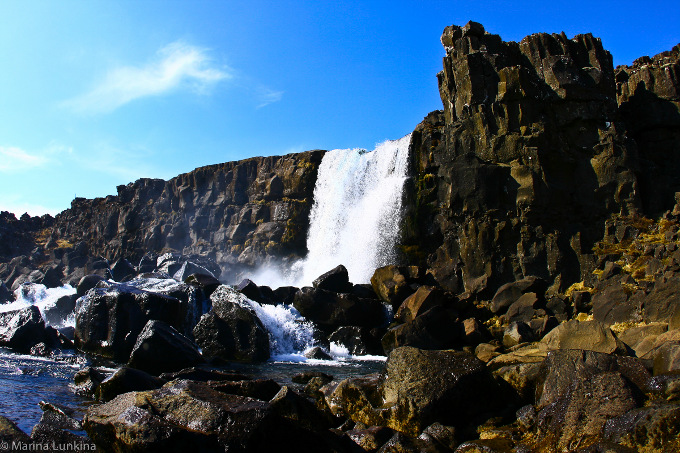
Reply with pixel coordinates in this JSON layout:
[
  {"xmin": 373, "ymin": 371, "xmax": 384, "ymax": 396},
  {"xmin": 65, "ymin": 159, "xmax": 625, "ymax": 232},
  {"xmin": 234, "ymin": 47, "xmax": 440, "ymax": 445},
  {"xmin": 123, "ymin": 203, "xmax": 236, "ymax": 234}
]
[
  {"xmin": 291, "ymin": 134, "xmax": 411, "ymax": 285},
  {"xmin": 1, "ymin": 284, "xmax": 76, "ymax": 327}
]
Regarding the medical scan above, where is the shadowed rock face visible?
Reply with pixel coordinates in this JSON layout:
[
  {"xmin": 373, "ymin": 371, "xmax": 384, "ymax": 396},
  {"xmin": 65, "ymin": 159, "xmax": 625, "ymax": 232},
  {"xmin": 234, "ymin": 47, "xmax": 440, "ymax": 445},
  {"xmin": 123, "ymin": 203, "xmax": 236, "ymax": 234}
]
[
  {"xmin": 403, "ymin": 21, "xmax": 647, "ymax": 296},
  {"xmin": 616, "ymin": 44, "xmax": 680, "ymax": 216}
]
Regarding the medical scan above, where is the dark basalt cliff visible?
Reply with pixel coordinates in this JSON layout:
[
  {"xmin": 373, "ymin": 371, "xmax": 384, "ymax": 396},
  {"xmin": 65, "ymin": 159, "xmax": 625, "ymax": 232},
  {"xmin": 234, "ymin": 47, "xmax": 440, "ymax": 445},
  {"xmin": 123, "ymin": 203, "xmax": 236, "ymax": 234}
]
[
  {"xmin": 403, "ymin": 22, "xmax": 679, "ymax": 296},
  {"xmin": 1, "ymin": 150, "xmax": 323, "ymax": 287}
]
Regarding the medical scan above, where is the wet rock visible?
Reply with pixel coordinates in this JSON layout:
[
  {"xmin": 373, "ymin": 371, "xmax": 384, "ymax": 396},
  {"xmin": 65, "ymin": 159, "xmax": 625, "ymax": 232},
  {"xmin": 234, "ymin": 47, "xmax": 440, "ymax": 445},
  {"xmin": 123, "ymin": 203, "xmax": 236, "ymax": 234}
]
[
  {"xmin": 419, "ymin": 422, "xmax": 459, "ymax": 451},
  {"xmin": 515, "ymin": 405, "xmax": 537, "ymax": 432},
  {"xmin": 75, "ymin": 274, "xmax": 105, "ymax": 298},
  {"xmin": 160, "ymin": 368, "xmax": 251, "ymax": 383},
  {"xmin": 273, "ymin": 286, "xmax": 299, "ymax": 304},
  {"xmin": 462, "ymin": 317, "xmax": 490, "ymax": 346},
  {"xmin": 313, "ymin": 265, "xmax": 353, "ymax": 293},
  {"xmin": 489, "ymin": 276, "xmax": 546, "ymax": 315},
  {"xmin": 38, "ymin": 266, "xmax": 64, "ymax": 289},
  {"xmin": 395, "ymin": 286, "xmax": 446, "ymax": 323},
  {"xmin": 329, "ymin": 347, "xmax": 506, "ymax": 437},
  {"xmin": 347, "ymin": 425, "xmax": 394, "ymax": 452},
  {"xmin": 74, "ymin": 281, "xmax": 187, "ymax": 361},
  {"xmin": 304, "ymin": 346, "xmax": 332, "ymax": 360},
  {"xmin": 0, "ymin": 415, "xmax": 30, "ymax": 445},
  {"xmin": 602, "ymin": 402, "xmax": 680, "ymax": 452},
  {"xmin": 42, "ymin": 294, "xmax": 77, "ymax": 327},
  {"xmin": 73, "ymin": 366, "xmax": 108, "ymax": 397},
  {"xmin": 84, "ymin": 379, "xmax": 336, "ymax": 453},
  {"xmin": 371, "ymin": 265, "xmax": 419, "ymax": 308},
  {"xmin": 210, "ymin": 378, "xmax": 281, "ymax": 401},
  {"xmin": 0, "ymin": 305, "xmax": 48, "ymax": 352},
  {"xmin": 127, "ymin": 320, "xmax": 203, "ymax": 376},
  {"xmin": 30, "ymin": 423, "xmax": 93, "ymax": 451},
  {"xmin": 184, "ymin": 273, "xmax": 221, "ymax": 300},
  {"xmin": 293, "ymin": 287, "xmax": 386, "ymax": 329},
  {"xmin": 541, "ymin": 319, "xmax": 626, "ymax": 354},
  {"xmin": 536, "ymin": 350, "xmax": 650, "ymax": 410},
  {"xmin": 270, "ymin": 386, "xmax": 333, "ymax": 431},
  {"xmin": 0, "ymin": 281, "xmax": 12, "ymax": 303},
  {"xmin": 110, "ymin": 258, "xmax": 136, "ymax": 282},
  {"xmin": 193, "ymin": 285, "xmax": 270, "ymax": 363},
  {"xmin": 236, "ymin": 279, "xmax": 276, "ymax": 305},
  {"xmin": 292, "ymin": 371, "xmax": 334, "ymax": 386},
  {"xmin": 328, "ymin": 326, "xmax": 383, "ymax": 356},
  {"xmin": 381, "ymin": 306, "xmax": 460, "ymax": 354},
  {"xmin": 96, "ymin": 366, "xmax": 165, "ymax": 402},
  {"xmin": 37, "ymin": 401, "xmax": 83, "ymax": 431},
  {"xmin": 535, "ymin": 371, "xmax": 639, "ymax": 451},
  {"xmin": 502, "ymin": 321, "xmax": 536, "ymax": 349}
]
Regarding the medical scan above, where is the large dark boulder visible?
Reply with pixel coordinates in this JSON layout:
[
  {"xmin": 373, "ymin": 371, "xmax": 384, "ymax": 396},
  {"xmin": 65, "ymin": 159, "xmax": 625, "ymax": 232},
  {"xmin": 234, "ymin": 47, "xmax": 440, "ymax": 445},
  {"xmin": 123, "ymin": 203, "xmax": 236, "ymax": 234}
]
[
  {"xmin": 370, "ymin": 265, "xmax": 420, "ymax": 308},
  {"xmin": 128, "ymin": 320, "xmax": 204, "ymax": 375},
  {"xmin": 313, "ymin": 265, "xmax": 353, "ymax": 293},
  {"xmin": 0, "ymin": 281, "xmax": 13, "ymax": 303},
  {"xmin": 381, "ymin": 306, "xmax": 460, "ymax": 354},
  {"xmin": 236, "ymin": 279, "xmax": 276, "ymax": 305},
  {"xmin": 84, "ymin": 379, "xmax": 346, "ymax": 453},
  {"xmin": 328, "ymin": 346, "xmax": 506, "ymax": 437},
  {"xmin": 73, "ymin": 281, "xmax": 187, "ymax": 361},
  {"xmin": 328, "ymin": 326, "xmax": 383, "ymax": 356},
  {"xmin": 76, "ymin": 274, "xmax": 105, "ymax": 298},
  {"xmin": 0, "ymin": 305, "xmax": 48, "ymax": 352},
  {"xmin": 110, "ymin": 258, "xmax": 136, "ymax": 282},
  {"xmin": 193, "ymin": 285, "xmax": 270, "ymax": 363},
  {"xmin": 0, "ymin": 415, "xmax": 31, "ymax": 446},
  {"xmin": 95, "ymin": 367, "xmax": 165, "ymax": 402},
  {"xmin": 293, "ymin": 287, "xmax": 386, "ymax": 329}
]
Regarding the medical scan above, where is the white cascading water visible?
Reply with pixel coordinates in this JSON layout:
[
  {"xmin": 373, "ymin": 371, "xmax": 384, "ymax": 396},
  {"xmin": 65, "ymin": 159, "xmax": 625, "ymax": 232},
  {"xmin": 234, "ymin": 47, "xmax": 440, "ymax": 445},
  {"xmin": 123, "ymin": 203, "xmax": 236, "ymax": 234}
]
[{"xmin": 292, "ymin": 133, "xmax": 411, "ymax": 286}]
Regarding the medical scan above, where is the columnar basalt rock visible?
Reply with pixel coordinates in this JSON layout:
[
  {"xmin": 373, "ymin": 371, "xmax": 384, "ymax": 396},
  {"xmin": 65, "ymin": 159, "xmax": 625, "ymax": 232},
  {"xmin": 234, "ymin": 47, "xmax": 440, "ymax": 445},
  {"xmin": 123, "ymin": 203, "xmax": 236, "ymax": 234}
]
[
  {"xmin": 36, "ymin": 151, "xmax": 323, "ymax": 284},
  {"xmin": 616, "ymin": 45, "xmax": 680, "ymax": 216},
  {"xmin": 404, "ymin": 21, "xmax": 643, "ymax": 296}
]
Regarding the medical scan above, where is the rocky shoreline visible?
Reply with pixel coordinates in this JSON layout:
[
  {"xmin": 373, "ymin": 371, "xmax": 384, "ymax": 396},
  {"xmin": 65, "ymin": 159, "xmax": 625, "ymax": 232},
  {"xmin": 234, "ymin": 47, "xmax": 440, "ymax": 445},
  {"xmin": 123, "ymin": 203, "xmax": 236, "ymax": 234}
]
[{"xmin": 1, "ymin": 21, "xmax": 680, "ymax": 452}]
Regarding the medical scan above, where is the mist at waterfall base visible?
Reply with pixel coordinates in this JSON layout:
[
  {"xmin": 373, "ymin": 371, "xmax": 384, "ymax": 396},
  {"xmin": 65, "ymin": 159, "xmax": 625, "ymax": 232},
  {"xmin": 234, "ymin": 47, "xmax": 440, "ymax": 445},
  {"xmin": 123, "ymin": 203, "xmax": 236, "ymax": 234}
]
[
  {"xmin": 0, "ymin": 135, "xmax": 411, "ymax": 432},
  {"xmin": 248, "ymin": 134, "xmax": 412, "ymax": 288}
]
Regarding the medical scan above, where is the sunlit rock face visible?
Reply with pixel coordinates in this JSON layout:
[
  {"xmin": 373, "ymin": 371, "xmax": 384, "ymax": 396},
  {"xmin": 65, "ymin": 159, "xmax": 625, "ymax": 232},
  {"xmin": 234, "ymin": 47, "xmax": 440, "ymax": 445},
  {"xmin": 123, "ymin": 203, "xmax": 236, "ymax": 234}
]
[
  {"xmin": 45, "ymin": 150, "xmax": 324, "ymax": 283},
  {"xmin": 403, "ymin": 21, "xmax": 644, "ymax": 296}
]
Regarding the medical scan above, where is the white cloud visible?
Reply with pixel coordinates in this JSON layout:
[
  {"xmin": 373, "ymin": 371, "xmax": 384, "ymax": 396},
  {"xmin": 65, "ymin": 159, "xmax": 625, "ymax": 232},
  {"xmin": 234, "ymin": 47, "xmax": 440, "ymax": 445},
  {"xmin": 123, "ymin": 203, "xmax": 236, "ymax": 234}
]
[
  {"xmin": 0, "ymin": 143, "xmax": 73, "ymax": 173},
  {"xmin": 64, "ymin": 41, "xmax": 231, "ymax": 113},
  {"xmin": 0, "ymin": 146, "xmax": 48, "ymax": 171}
]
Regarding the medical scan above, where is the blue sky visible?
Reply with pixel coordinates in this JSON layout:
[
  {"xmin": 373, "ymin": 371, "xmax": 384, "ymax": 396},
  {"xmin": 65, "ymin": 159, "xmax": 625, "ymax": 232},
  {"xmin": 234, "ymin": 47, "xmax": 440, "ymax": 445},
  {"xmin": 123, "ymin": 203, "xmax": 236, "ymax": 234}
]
[{"xmin": 1, "ymin": 0, "xmax": 678, "ymax": 217}]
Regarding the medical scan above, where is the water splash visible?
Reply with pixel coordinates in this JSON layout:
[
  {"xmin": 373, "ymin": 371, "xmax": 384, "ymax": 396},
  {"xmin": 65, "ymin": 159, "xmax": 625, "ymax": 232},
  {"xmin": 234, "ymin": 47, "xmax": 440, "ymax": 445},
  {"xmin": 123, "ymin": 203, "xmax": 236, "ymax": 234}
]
[
  {"xmin": 1, "ymin": 284, "xmax": 76, "ymax": 328},
  {"xmin": 292, "ymin": 134, "xmax": 411, "ymax": 285}
]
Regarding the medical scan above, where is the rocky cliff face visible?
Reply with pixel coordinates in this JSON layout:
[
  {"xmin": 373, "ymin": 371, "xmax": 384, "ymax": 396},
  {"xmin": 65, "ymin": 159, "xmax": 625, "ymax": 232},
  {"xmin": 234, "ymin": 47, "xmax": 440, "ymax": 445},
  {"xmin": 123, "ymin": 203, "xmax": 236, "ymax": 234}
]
[
  {"xmin": 403, "ymin": 22, "xmax": 678, "ymax": 296},
  {"xmin": 0, "ymin": 151, "xmax": 323, "ymax": 286},
  {"xmin": 616, "ymin": 44, "xmax": 680, "ymax": 216}
]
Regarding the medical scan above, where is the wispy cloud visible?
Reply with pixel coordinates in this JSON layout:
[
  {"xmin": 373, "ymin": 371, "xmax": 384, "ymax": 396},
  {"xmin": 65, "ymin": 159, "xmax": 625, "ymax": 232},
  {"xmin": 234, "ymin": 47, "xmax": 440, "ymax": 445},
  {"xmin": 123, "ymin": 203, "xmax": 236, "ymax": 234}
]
[
  {"xmin": 256, "ymin": 86, "xmax": 284, "ymax": 108},
  {"xmin": 0, "ymin": 146, "xmax": 48, "ymax": 171},
  {"xmin": 0, "ymin": 143, "xmax": 71, "ymax": 173},
  {"xmin": 64, "ymin": 41, "xmax": 231, "ymax": 114}
]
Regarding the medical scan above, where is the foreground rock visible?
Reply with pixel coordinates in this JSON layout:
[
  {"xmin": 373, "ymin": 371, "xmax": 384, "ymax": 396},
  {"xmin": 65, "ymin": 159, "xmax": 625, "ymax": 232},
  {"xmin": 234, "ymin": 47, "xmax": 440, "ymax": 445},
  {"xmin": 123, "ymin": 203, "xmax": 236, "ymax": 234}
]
[
  {"xmin": 128, "ymin": 320, "xmax": 203, "ymax": 375},
  {"xmin": 0, "ymin": 305, "xmax": 53, "ymax": 352},
  {"xmin": 74, "ymin": 281, "xmax": 189, "ymax": 361},
  {"xmin": 84, "ymin": 379, "xmax": 354, "ymax": 453},
  {"xmin": 327, "ymin": 346, "xmax": 507, "ymax": 437},
  {"xmin": 193, "ymin": 285, "xmax": 270, "ymax": 363}
]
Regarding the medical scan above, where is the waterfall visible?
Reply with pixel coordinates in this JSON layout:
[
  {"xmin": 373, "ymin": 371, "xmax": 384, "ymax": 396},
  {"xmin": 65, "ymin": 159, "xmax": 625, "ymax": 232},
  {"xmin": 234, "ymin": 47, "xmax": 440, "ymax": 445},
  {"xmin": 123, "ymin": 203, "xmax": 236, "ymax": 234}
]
[{"xmin": 292, "ymin": 134, "xmax": 411, "ymax": 285}]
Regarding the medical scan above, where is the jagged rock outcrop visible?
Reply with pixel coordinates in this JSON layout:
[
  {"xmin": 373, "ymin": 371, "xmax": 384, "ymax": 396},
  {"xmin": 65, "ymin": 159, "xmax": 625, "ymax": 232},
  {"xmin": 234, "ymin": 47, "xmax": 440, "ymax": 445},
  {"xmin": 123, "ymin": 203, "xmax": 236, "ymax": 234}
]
[
  {"xmin": 616, "ymin": 44, "xmax": 680, "ymax": 216},
  {"xmin": 403, "ymin": 21, "xmax": 643, "ymax": 296}
]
